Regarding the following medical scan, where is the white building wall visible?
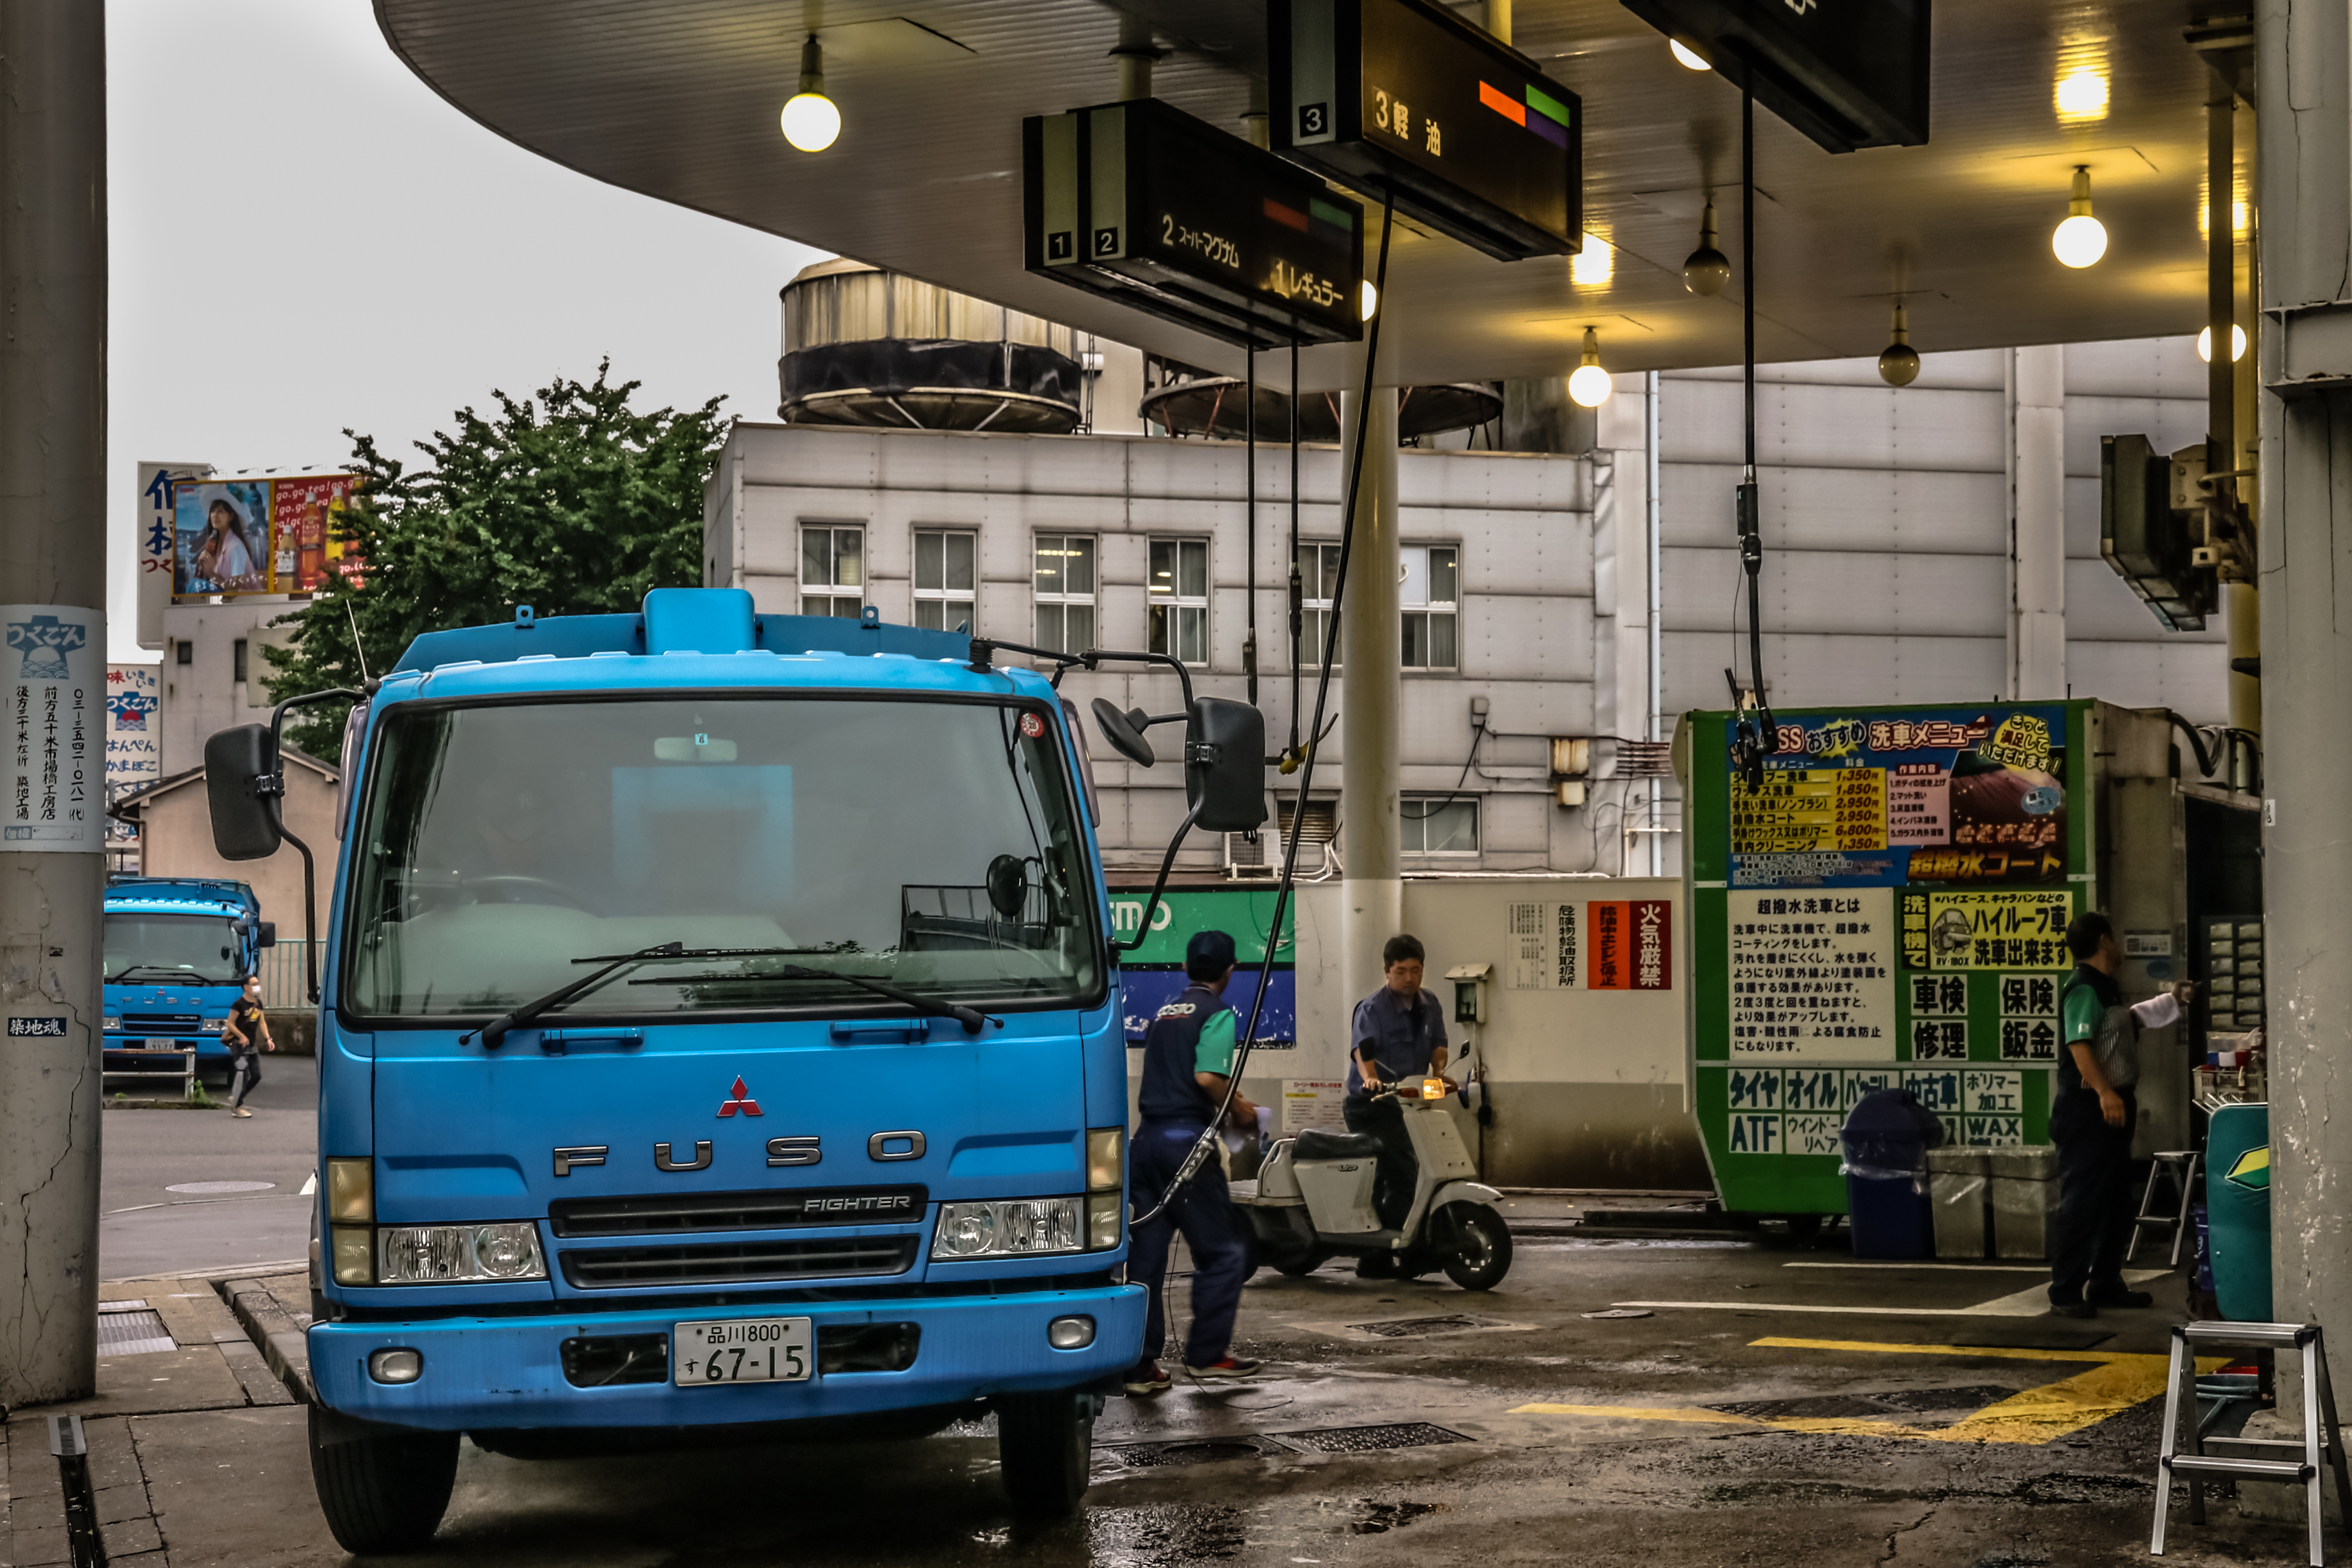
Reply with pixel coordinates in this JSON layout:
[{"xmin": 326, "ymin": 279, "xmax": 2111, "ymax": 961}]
[{"xmin": 709, "ymin": 421, "xmax": 1607, "ymax": 875}]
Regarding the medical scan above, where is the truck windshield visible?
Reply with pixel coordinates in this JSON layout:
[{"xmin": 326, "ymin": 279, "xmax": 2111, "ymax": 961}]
[
  {"xmin": 104, "ymin": 915, "xmax": 243, "ymax": 984},
  {"xmin": 343, "ymin": 696, "xmax": 1104, "ymax": 1020}
]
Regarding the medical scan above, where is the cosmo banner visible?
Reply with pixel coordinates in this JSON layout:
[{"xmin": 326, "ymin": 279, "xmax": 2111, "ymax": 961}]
[
  {"xmin": 168, "ymin": 472, "xmax": 361, "ymax": 601},
  {"xmin": 4, "ymin": 604, "xmax": 104, "ymax": 852}
]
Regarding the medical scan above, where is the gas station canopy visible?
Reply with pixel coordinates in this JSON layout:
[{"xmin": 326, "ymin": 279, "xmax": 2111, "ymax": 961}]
[{"xmin": 378, "ymin": 0, "xmax": 2230, "ymax": 386}]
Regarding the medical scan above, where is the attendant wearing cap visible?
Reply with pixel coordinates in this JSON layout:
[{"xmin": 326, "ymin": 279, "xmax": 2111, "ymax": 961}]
[{"xmin": 1122, "ymin": 928, "xmax": 1265, "ymax": 1395}]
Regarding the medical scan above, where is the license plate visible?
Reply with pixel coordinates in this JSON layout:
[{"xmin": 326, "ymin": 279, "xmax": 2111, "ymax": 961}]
[
  {"xmin": 146, "ymin": 1038, "xmax": 178, "ymax": 1050},
  {"xmin": 672, "ymin": 1317, "xmax": 814, "ymax": 1386}
]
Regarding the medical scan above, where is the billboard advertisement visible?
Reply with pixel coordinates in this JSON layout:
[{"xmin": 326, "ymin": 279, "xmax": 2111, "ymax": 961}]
[
  {"xmin": 1687, "ymin": 702, "xmax": 2090, "ymax": 1215},
  {"xmin": 137, "ymin": 462, "xmax": 211, "ymax": 647},
  {"xmin": 166, "ymin": 473, "xmax": 360, "ymax": 602},
  {"xmin": 103, "ymin": 664, "xmax": 160, "ymax": 845}
]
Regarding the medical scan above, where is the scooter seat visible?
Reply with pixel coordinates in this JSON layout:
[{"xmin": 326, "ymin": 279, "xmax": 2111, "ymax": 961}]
[{"xmin": 1292, "ymin": 1128, "xmax": 1383, "ymax": 1161}]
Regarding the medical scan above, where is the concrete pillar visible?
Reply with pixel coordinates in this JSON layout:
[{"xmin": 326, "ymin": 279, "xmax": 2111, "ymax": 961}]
[
  {"xmin": 1339, "ymin": 386, "xmax": 1402, "ymax": 1009},
  {"xmin": 2259, "ymin": 0, "xmax": 2352, "ymax": 1352},
  {"xmin": 2009, "ymin": 346, "xmax": 2066, "ymax": 700},
  {"xmin": 1112, "ymin": 15, "xmax": 1155, "ymax": 101},
  {"xmin": 0, "ymin": 0, "xmax": 108, "ymax": 1406}
]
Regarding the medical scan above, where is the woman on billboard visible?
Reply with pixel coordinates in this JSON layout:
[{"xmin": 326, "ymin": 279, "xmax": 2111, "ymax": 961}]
[{"xmin": 192, "ymin": 494, "xmax": 263, "ymax": 591}]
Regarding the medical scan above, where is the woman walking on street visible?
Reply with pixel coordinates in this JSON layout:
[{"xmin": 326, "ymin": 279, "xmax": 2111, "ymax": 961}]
[{"xmin": 222, "ymin": 977, "xmax": 276, "ymax": 1118}]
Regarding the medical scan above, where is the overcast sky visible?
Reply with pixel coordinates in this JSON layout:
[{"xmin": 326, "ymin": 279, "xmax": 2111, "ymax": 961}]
[{"xmin": 106, "ymin": 0, "xmax": 827, "ymax": 660}]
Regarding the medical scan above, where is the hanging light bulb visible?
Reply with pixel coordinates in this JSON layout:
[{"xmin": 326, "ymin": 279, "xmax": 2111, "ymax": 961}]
[
  {"xmin": 1669, "ymin": 38, "xmax": 1712, "ymax": 71},
  {"xmin": 1568, "ymin": 327, "xmax": 1614, "ymax": 407},
  {"xmin": 780, "ymin": 35, "xmax": 841, "ymax": 152},
  {"xmin": 2197, "ymin": 324, "xmax": 2247, "ymax": 363},
  {"xmin": 1683, "ymin": 202, "xmax": 1730, "ymax": 296},
  {"xmin": 1877, "ymin": 303, "xmax": 1921, "ymax": 387},
  {"xmin": 2052, "ymin": 165, "xmax": 2107, "ymax": 268}
]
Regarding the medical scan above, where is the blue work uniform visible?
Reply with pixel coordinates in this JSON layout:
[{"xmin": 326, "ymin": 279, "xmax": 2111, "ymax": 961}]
[{"xmin": 1128, "ymin": 982, "xmax": 1252, "ymax": 1370}]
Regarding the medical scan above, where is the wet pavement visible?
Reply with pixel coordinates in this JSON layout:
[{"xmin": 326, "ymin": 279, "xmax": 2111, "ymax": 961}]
[{"xmin": 5, "ymin": 1225, "xmax": 2336, "ymax": 1566}]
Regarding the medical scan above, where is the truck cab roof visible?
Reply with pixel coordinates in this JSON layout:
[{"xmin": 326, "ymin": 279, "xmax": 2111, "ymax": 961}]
[
  {"xmin": 384, "ymin": 588, "xmax": 1060, "ymax": 704},
  {"xmin": 103, "ymin": 877, "xmax": 260, "ymax": 921}
]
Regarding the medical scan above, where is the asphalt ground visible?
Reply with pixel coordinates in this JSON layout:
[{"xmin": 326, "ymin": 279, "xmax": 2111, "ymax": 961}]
[
  {"xmin": 98, "ymin": 1055, "xmax": 319, "ymax": 1281},
  {"xmin": 6, "ymin": 1223, "xmax": 2330, "ymax": 1567}
]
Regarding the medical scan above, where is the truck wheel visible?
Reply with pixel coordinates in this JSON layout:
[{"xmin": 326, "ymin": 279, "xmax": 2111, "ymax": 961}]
[
  {"xmin": 1437, "ymin": 1203, "xmax": 1513, "ymax": 1291},
  {"xmin": 308, "ymin": 1406, "xmax": 459, "ymax": 1554},
  {"xmin": 997, "ymin": 1390, "xmax": 1093, "ymax": 1519}
]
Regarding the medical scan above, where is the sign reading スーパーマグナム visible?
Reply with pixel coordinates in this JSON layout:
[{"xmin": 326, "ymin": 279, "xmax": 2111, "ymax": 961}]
[{"xmin": 1688, "ymin": 703, "xmax": 2086, "ymax": 1215}]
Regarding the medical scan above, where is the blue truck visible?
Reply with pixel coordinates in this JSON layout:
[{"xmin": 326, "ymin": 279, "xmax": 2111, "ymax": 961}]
[
  {"xmin": 101, "ymin": 876, "xmax": 273, "ymax": 1082},
  {"xmin": 198, "ymin": 587, "xmax": 1267, "ymax": 1552}
]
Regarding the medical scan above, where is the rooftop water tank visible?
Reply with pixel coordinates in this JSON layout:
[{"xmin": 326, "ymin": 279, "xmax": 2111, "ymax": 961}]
[
  {"xmin": 779, "ymin": 259, "xmax": 1085, "ymax": 433},
  {"xmin": 1138, "ymin": 355, "xmax": 1503, "ymax": 442}
]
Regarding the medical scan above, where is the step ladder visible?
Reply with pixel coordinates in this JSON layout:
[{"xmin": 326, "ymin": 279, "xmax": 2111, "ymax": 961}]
[
  {"xmin": 2132, "ymin": 1150, "xmax": 2201, "ymax": 1269},
  {"xmin": 2153, "ymin": 1320, "xmax": 2352, "ymax": 1566}
]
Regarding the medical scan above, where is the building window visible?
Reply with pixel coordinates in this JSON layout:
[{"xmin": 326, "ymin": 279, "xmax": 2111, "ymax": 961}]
[
  {"xmin": 801, "ymin": 524, "xmax": 865, "ymax": 618},
  {"xmin": 1294, "ymin": 541, "xmax": 1340, "ymax": 667},
  {"xmin": 913, "ymin": 529, "xmax": 975, "ymax": 632},
  {"xmin": 1402, "ymin": 545, "xmax": 1459, "ymax": 670},
  {"xmin": 1148, "ymin": 538, "xmax": 1209, "ymax": 665},
  {"xmin": 174, "ymin": 638, "xmax": 192, "ymax": 666},
  {"xmin": 232, "ymin": 639, "xmax": 248, "ymax": 683},
  {"xmin": 1033, "ymin": 534, "xmax": 1097, "ymax": 653},
  {"xmin": 1401, "ymin": 795, "xmax": 1479, "ymax": 854}
]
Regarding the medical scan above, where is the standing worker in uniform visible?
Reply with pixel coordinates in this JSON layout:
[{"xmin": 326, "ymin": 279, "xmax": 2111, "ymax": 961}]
[
  {"xmin": 1124, "ymin": 930, "xmax": 1266, "ymax": 1395},
  {"xmin": 2048, "ymin": 911, "xmax": 2194, "ymax": 1318},
  {"xmin": 1344, "ymin": 934, "xmax": 1454, "ymax": 1277}
]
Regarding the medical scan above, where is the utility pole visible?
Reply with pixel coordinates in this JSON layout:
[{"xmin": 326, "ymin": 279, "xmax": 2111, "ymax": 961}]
[{"xmin": 0, "ymin": 0, "xmax": 109, "ymax": 1406}]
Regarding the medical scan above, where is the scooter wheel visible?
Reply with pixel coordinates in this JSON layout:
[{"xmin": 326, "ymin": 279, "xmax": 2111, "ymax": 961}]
[
  {"xmin": 1436, "ymin": 1203, "xmax": 1512, "ymax": 1290},
  {"xmin": 1271, "ymin": 1248, "xmax": 1330, "ymax": 1276}
]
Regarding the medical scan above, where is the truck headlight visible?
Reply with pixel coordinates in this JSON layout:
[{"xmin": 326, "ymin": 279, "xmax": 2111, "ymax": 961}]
[
  {"xmin": 376, "ymin": 1223, "xmax": 548, "ymax": 1284},
  {"xmin": 1085, "ymin": 1127, "xmax": 1124, "ymax": 1191},
  {"xmin": 930, "ymin": 1198, "xmax": 1082, "ymax": 1260},
  {"xmin": 102, "ymin": 1016, "xmax": 122, "ymax": 1032}
]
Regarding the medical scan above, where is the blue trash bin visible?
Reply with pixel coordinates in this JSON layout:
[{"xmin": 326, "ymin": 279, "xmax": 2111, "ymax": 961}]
[{"xmin": 1840, "ymin": 1088, "xmax": 1947, "ymax": 1260}]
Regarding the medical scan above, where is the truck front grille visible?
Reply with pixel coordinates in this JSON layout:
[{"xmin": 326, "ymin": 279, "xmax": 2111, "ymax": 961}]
[
  {"xmin": 121, "ymin": 1014, "xmax": 204, "ymax": 1032},
  {"xmin": 559, "ymin": 1236, "xmax": 919, "ymax": 1290},
  {"xmin": 550, "ymin": 1186, "xmax": 927, "ymax": 1239}
]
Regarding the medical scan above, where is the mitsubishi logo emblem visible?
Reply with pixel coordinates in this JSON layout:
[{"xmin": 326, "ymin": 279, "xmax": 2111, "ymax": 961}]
[{"xmin": 717, "ymin": 1076, "xmax": 763, "ymax": 1118}]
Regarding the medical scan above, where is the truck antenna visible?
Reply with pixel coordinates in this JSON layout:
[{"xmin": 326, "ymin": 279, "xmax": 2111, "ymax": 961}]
[{"xmin": 344, "ymin": 596, "xmax": 372, "ymax": 685}]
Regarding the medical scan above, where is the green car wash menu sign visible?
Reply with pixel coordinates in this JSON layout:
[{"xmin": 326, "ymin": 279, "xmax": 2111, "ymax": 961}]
[{"xmin": 1688, "ymin": 702, "xmax": 2089, "ymax": 1214}]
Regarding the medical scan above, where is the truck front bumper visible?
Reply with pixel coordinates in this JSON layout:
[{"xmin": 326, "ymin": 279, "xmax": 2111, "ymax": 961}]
[{"xmin": 308, "ymin": 1281, "xmax": 1146, "ymax": 1430}]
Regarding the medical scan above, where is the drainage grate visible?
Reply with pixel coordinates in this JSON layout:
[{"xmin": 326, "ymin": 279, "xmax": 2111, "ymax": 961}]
[
  {"xmin": 96, "ymin": 1304, "xmax": 176, "ymax": 1356},
  {"xmin": 1706, "ymin": 1386, "xmax": 2017, "ymax": 1421},
  {"xmin": 1098, "ymin": 1436, "xmax": 1294, "ymax": 1468},
  {"xmin": 1275, "ymin": 1422, "xmax": 1472, "ymax": 1453},
  {"xmin": 1347, "ymin": 1315, "xmax": 1497, "ymax": 1339},
  {"xmin": 1098, "ymin": 1424, "xmax": 1471, "ymax": 1468}
]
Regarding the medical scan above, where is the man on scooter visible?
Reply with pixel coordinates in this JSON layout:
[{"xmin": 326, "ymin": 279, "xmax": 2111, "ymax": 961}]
[
  {"xmin": 1124, "ymin": 929, "xmax": 1267, "ymax": 1395},
  {"xmin": 1344, "ymin": 934, "xmax": 1454, "ymax": 1278}
]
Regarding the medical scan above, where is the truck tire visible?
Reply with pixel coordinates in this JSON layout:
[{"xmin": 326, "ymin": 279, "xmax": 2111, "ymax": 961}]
[
  {"xmin": 997, "ymin": 1389, "xmax": 1093, "ymax": 1519},
  {"xmin": 1437, "ymin": 1202, "xmax": 1513, "ymax": 1291},
  {"xmin": 308, "ymin": 1406, "xmax": 459, "ymax": 1554}
]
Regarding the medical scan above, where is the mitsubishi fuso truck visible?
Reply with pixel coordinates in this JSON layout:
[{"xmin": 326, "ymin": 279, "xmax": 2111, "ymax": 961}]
[
  {"xmin": 199, "ymin": 587, "xmax": 1267, "ymax": 1553},
  {"xmin": 101, "ymin": 877, "xmax": 272, "ymax": 1084}
]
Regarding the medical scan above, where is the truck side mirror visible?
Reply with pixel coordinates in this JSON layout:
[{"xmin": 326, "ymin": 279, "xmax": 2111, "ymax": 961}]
[
  {"xmin": 1186, "ymin": 697, "xmax": 1267, "ymax": 833},
  {"xmin": 205, "ymin": 724, "xmax": 283, "ymax": 861},
  {"xmin": 1090, "ymin": 699, "xmax": 1155, "ymax": 767},
  {"xmin": 255, "ymin": 921, "xmax": 278, "ymax": 949}
]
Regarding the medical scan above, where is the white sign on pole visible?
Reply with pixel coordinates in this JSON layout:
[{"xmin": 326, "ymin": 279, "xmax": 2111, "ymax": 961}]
[
  {"xmin": 135, "ymin": 462, "xmax": 211, "ymax": 650},
  {"xmin": 4, "ymin": 604, "xmax": 105, "ymax": 852}
]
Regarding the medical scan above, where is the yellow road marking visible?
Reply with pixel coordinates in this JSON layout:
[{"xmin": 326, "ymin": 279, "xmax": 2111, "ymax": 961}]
[{"xmin": 1510, "ymin": 1336, "xmax": 2226, "ymax": 1446}]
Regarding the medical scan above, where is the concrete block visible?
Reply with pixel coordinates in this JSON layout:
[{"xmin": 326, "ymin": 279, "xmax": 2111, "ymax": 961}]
[
  {"xmin": 1926, "ymin": 1147, "xmax": 1990, "ymax": 1259},
  {"xmin": 1989, "ymin": 1145, "xmax": 2059, "ymax": 1259}
]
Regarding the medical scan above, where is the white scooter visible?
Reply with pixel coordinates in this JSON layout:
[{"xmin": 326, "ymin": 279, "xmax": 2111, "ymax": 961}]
[{"xmin": 1234, "ymin": 1079, "xmax": 1512, "ymax": 1290}]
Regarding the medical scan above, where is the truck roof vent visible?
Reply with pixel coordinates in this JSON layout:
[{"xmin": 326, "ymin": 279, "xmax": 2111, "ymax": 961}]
[{"xmin": 643, "ymin": 588, "xmax": 756, "ymax": 656}]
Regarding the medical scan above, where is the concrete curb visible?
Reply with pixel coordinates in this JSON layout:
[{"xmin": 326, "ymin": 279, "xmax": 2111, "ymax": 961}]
[{"xmin": 217, "ymin": 1278, "xmax": 315, "ymax": 1406}]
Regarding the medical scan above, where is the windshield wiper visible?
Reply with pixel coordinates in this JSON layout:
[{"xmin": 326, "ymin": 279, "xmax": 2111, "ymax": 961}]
[
  {"xmin": 624, "ymin": 950, "xmax": 1005, "ymax": 1035},
  {"xmin": 106, "ymin": 965, "xmax": 205, "ymax": 983},
  {"xmin": 463, "ymin": 940, "xmax": 684, "ymax": 1050}
]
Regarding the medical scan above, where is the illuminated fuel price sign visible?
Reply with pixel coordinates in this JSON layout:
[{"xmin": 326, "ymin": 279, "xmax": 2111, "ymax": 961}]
[
  {"xmin": 1022, "ymin": 98, "xmax": 1365, "ymax": 350},
  {"xmin": 1272, "ymin": 0, "xmax": 1581, "ymax": 262},
  {"xmin": 1619, "ymin": 0, "xmax": 1930, "ymax": 153}
]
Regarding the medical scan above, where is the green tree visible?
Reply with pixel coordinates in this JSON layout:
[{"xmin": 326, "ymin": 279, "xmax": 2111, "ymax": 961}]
[{"xmin": 262, "ymin": 362, "xmax": 726, "ymax": 757}]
